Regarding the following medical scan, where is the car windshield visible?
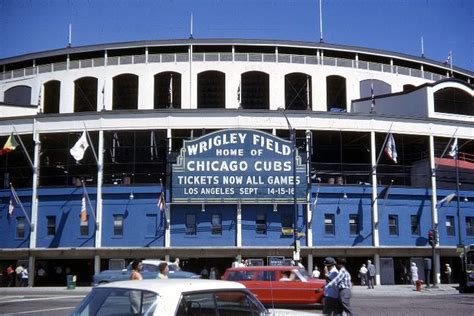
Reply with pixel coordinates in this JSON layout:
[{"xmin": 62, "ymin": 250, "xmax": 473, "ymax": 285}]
[
  {"xmin": 297, "ymin": 268, "xmax": 311, "ymax": 281},
  {"xmin": 72, "ymin": 287, "xmax": 158, "ymax": 316}
]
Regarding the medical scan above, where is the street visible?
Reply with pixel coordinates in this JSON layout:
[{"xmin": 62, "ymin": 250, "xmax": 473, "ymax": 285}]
[{"xmin": 0, "ymin": 285, "xmax": 473, "ymax": 315}]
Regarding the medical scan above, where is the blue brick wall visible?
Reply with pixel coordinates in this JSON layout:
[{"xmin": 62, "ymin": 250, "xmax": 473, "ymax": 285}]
[
  {"xmin": 170, "ymin": 204, "xmax": 236, "ymax": 247},
  {"xmin": 0, "ymin": 186, "xmax": 473, "ymax": 249},
  {"xmin": 312, "ymin": 186, "xmax": 373, "ymax": 247},
  {"xmin": 241, "ymin": 204, "xmax": 306, "ymax": 247}
]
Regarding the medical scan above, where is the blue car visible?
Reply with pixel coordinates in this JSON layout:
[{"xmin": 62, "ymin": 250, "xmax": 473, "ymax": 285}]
[{"xmin": 92, "ymin": 259, "xmax": 200, "ymax": 286}]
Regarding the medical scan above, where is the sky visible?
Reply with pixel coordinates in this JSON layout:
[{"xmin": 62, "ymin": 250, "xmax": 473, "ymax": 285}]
[{"xmin": 0, "ymin": 0, "xmax": 472, "ymax": 71}]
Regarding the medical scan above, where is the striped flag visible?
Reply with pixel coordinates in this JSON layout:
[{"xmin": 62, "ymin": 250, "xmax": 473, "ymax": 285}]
[
  {"xmin": 8, "ymin": 189, "xmax": 16, "ymax": 216},
  {"xmin": 384, "ymin": 133, "xmax": 398, "ymax": 163},
  {"xmin": 0, "ymin": 133, "xmax": 18, "ymax": 156},
  {"xmin": 444, "ymin": 51, "xmax": 451, "ymax": 65},
  {"xmin": 448, "ymin": 138, "xmax": 458, "ymax": 159},
  {"xmin": 370, "ymin": 80, "xmax": 375, "ymax": 113},
  {"xmin": 158, "ymin": 191, "xmax": 165, "ymax": 212},
  {"xmin": 80, "ymin": 194, "xmax": 87, "ymax": 222}
]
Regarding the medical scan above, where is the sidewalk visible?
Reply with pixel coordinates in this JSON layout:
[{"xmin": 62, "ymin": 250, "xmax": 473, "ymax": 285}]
[
  {"xmin": 0, "ymin": 286, "xmax": 92, "ymax": 295},
  {"xmin": 352, "ymin": 283, "xmax": 459, "ymax": 297}
]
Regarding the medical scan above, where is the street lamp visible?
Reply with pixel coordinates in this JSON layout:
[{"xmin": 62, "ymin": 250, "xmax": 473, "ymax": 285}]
[{"xmin": 278, "ymin": 108, "xmax": 300, "ymax": 261}]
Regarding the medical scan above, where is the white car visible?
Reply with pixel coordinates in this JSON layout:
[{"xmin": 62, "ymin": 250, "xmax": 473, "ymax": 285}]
[{"xmin": 71, "ymin": 279, "xmax": 269, "ymax": 315}]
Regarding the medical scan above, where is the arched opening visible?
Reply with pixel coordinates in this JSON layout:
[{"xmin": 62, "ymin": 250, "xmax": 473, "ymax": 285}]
[
  {"xmin": 112, "ymin": 74, "xmax": 138, "ymax": 110},
  {"xmin": 359, "ymin": 79, "xmax": 392, "ymax": 98},
  {"xmin": 326, "ymin": 75, "xmax": 346, "ymax": 111},
  {"xmin": 403, "ymin": 84, "xmax": 416, "ymax": 93},
  {"xmin": 197, "ymin": 71, "xmax": 225, "ymax": 108},
  {"xmin": 285, "ymin": 73, "xmax": 312, "ymax": 110},
  {"xmin": 434, "ymin": 87, "xmax": 473, "ymax": 116},
  {"xmin": 154, "ymin": 72, "xmax": 181, "ymax": 109},
  {"xmin": 74, "ymin": 77, "xmax": 98, "ymax": 112},
  {"xmin": 4, "ymin": 85, "xmax": 32, "ymax": 105},
  {"xmin": 43, "ymin": 80, "xmax": 61, "ymax": 114},
  {"xmin": 240, "ymin": 71, "xmax": 269, "ymax": 109}
]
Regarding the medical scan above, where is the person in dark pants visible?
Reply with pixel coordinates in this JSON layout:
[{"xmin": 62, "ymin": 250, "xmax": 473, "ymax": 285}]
[
  {"xmin": 366, "ymin": 260, "xmax": 376, "ymax": 289},
  {"xmin": 424, "ymin": 257, "xmax": 432, "ymax": 286},
  {"xmin": 321, "ymin": 257, "xmax": 342, "ymax": 316},
  {"xmin": 325, "ymin": 258, "xmax": 354, "ymax": 316}
]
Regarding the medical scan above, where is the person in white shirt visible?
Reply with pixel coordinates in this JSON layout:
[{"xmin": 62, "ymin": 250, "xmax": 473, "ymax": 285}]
[
  {"xmin": 312, "ymin": 266, "xmax": 320, "ymax": 278},
  {"xmin": 359, "ymin": 264, "xmax": 368, "ymax": 285}
]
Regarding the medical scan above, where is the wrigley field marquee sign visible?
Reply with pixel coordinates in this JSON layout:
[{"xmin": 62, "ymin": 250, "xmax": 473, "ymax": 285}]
[{"xmin": 171, "ymin": 129, "xmax": 306, "ymax": 203}]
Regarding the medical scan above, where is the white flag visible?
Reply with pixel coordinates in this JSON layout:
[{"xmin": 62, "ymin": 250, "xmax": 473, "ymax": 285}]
[
  {"xmin": 70, "ymin": 131, "xmax": 89, "ymax": 161},
  {"xmin": 384, "ymin": 133, "xmax": 398, "ymax": 163},
  {"xmin": 448, "ymin": 138, "xmax": 458, "ymax": 159},
  {"xmin": 438, "ymin": 193, "xmax": 455, "ymax": 206}
]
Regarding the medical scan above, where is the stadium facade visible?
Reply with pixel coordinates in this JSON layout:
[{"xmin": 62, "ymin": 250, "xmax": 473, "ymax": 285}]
[{"xmin": 0, "ymin": 39, "xmax": 473, "ymax": 286}]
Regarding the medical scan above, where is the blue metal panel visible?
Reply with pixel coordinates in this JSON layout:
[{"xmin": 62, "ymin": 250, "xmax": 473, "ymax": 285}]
[
  {"xmin": 0, "ymin": 190, "xmax": 32, "ymax": 249},
  {"xmin": 312, "ymin": 189, "xmax": 373, "ymax": 247},
  {"xmin": 170, "ymin": 204, "xmax": 236, "ymax": 246},
  {"xmin": 101, "ymin": 191, "xmax": 165, "ymax": 247}
]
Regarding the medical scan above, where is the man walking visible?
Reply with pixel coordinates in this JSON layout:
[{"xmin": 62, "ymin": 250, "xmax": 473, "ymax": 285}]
[
  {"xmin": 325, "ymin": 258, "xmax": 355, "ymax": 316},
  {"xmin": 367, "ymin": 260, "xmax": 376, "ymax": 289},
  {"xmin": 322, "ymin": 257, "xmax": 342, "ymax": 315}
]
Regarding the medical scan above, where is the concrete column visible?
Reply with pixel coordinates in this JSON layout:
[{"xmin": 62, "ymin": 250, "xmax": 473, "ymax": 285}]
[
  {"xmin": 28, "ymin": 256, "xmax": 35, "ymax": 287},
  {"xmin": 307, "ymin": 254, "xmax": 314, "ymax": 274},
  {"xmin": 94, "ymin": 255, "xmax": 101, "ymax": 276},
  {"xmin": 374, "ymin": 253, "xmax": 381, "ymax": 286},
  {"xmin": 429, "ymin": 135, "xmax": 441, "ymax": 284},
  {"xmin": 236, "ymin": 204, "xmax": 242, "ymax": 247},
  {"xmin": 95, "ymin": 129, "xmax": 104, "ymax": 248},
  {"xmin": 370, "ymin": 131, "xmax": 380, "ymax": 247},
  {"xmin": 29, "ymin": 119, "xmax": 40, "ymax": 249},
  {"xmin": 165, "ymin": 128, "xmax": 172, "ymax": 248}
]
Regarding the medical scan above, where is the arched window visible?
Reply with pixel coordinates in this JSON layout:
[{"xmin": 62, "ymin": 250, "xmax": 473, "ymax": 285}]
[
  {"xmin": 240, "ymin": 71, "xmax": 269, "ymax": 109},
  {"xmin": 4, "ymin": 85, "xmax": 32, "ymax": 105},
  {"xmin": 434, "ymin": 87, "xmax": 473, "ymax": 116},
  {"xmin": 74, "ymin": 77, "xmax": 98, "ymax": 112},
  {"xmin": 359, "ymin": 79, "xmax": 392, "ymax": 98},
  {"xmin": 113, "ymin": 74, "xmax": 138, "ymax": 110},
  {"xmin": 43, "ymin": 80, "xmax": 61, "ymax": 114},
  {"xmin": 326, "ymin": 75, "xmax": 346, "ymax": 111},
  {"xmin": 154, "ymin": 72, "xmax": 181, "ymax": 109},
  {"xmin": 197, "ymin": 71, "xmax": 225, "ymax": 108},
  {"xmin": 285, "ymin": 73, "xmax": 312, "ymax": 110}
]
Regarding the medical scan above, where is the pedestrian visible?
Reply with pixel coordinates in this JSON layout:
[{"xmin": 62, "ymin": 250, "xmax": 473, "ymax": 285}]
[
  {"xmin": 321, "ymin": 257, "xmax": 342, "ymax": 315},
  {"xmin": 359, "ymin": 264, "xmax": 367, "ymax": 286},
  {"xmin": 172, "ymin": 258, "xmax": 181, "ymax": 270},
  {"xmin": 157, "ymin": 262, "xmax": 169, "ymax": 279},
  {"xmin": 325, "ymin": 258, "xmax": 354, "ymax": 316},
  {"xmin": 312, "ymin": 266, "xmax": 320, "ymax": 278},
  {"xmin": 20, "ymin": 267, "xmax": 29, "ymax": 287},
  {"xmin": 6, "ymin": 265, "xmax": 14, "ymax": 287},
  {"xmin": 444, "ymin": 264, "xmax": 452, "ymax": 284},
  {"xmin": 366, "ymin": 260, "xmax": 375, "ymax": 289},
  {"xmin": 15, "ymin": 265, "xmax": 24, "ymax": 287},
  {"xmin": 200, "ymin": 266, "xmax": 209, "ymax": 279},
  {"xmin": 232, "ymin": 257, "xmax": 240, "ymax": 268},
  {"xmin": 209, "ymin": 267, "xmax": 217, "ymax": 280},
  {"xmin": 37, "ymin": 266, "xmax": 46, "ymax": 286},
  {"xmin": 129, "ymin": 259, "xmax": 143, "ymax": 314},
  {"xmin": 129, "ymin": 259, "xmax": 143, "ymax": 280},
  {"xmin": 410, "ymin": 262, "xmax": 419, "ymax": 285}
]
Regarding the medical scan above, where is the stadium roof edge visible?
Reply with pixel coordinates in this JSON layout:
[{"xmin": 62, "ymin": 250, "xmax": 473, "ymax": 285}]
[{"xmin": 0, "ymin": 38, "xmax": 472, "ymax": 77}]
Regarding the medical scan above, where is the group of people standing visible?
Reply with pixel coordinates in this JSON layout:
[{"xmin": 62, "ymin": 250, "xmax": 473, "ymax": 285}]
[
  {"xmin": 322, "ymin": 257, "xmax": 354, "ymax": 316},
  {"xmin": 5, "ymin": 264, "xmax": 28, "ymax": 287},
  {"xmin": 358, "ymin": 260, "xmax": 376, "ymax": 288}
]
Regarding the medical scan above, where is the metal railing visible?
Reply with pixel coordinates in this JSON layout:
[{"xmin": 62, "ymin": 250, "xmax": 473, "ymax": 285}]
[{"xmin": 1, "ymin": 52, "xmax": 447, "ymax": 82}]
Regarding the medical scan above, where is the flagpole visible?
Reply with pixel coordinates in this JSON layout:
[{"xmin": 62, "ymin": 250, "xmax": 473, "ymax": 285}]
[
  {"xmin": 454, "ymin": 139, "xmax": 462, "ymax": 247},
  {"xmin": 10, "ymin": 184, "xmax": 32, "ymax": 226},
  {"xmin": 12, "ymin": 127, "xmax": 34, "ymax": 169},
  {"xmin": 319, "ymin": 0, "xmax": 323, "ymax": 42},
  {"xmin": 82, "ymin": 122, "xmax": 98, "ymax": 164}
]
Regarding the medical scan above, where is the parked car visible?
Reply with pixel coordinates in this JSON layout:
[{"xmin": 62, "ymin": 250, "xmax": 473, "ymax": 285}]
[
  {"xmin": 92, "ymin": 259, "xmax": 199, "ymax": 286},
  {"xmin": 222, "ymin": 266, "xmax": 325, "ymax": 306},
  {"xmin": 71, "ymin": 279, "xmax": 269, "ymax": 315}
]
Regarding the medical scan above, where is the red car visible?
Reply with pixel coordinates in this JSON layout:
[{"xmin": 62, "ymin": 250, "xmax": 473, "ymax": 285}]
[{"xmin": 222, "ymin": 266, "xmax": 325, "ymax": 306}]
